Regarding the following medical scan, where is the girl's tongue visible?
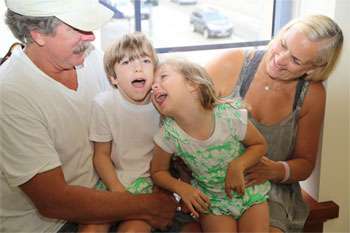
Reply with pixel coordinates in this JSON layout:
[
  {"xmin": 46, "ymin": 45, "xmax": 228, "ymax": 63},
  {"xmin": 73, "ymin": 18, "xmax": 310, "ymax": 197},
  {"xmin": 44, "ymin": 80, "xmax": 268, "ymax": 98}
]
[{"xmin": 156, "ymin": 93, "xmax": 167, "ymax": 105}]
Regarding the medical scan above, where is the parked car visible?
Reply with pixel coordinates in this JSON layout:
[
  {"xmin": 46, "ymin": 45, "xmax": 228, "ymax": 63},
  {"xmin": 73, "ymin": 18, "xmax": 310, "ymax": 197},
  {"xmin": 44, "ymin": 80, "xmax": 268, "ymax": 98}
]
[
  {"xmin": 190, "ymin": 7, "xmax": 233, "ymax": 38},
  {"xmin": 171, "ymin": 0, "xmax": 197, "ymax": 5},
  {"xmin": 140, "ymin": 0, "xmax": 151, "ymax": 20},
  {"xmin": 144, "ymin": 0, "xmax": 158, "ymax": 6},
  {"xmin": 99, "ymin": 0, "xmax": 134, "ymax": 19}
]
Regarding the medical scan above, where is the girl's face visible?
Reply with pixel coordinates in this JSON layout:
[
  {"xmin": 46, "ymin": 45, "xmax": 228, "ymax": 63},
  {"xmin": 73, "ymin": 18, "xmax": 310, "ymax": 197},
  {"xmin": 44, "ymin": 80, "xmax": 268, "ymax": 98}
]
[
  {"xmin": 265, "ymin": 26, "xmax": 322, "ymax": 81},
  {"xmin": 152, "ymin": 64, "xmax": 196, "ymax": 116},
  {"xmin": 111, "ymin": 55, "xmax": 155, "ymax": 105}
]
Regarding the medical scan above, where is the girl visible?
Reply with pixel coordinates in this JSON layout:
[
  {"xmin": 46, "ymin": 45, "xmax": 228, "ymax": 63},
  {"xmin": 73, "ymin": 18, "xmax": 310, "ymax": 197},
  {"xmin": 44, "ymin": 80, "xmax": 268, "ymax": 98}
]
[{"xmin": 151, "ymin": 58, "xmax": 271, "ymax": 233}]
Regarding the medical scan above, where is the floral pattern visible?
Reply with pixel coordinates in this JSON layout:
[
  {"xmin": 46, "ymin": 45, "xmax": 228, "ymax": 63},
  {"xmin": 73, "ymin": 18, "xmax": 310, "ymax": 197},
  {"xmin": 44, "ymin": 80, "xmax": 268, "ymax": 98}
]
[{"xmin": 161, "ymin": 102, "xmax": 270, "ymax": 219}]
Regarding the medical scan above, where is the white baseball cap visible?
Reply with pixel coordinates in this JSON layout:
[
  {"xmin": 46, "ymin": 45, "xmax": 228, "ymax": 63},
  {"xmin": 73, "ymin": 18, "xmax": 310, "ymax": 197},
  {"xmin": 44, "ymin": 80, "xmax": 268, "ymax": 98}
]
[{"xmin": 5, "ymin": 0, "xmax": 113, "ymax": 31}]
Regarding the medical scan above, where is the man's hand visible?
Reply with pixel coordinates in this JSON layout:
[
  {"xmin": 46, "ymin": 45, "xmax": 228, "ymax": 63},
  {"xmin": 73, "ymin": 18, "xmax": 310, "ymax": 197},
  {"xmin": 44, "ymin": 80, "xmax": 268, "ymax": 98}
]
[{"xmin": 143, "ymin": 189, "xmax": 177, "ymax": 230}]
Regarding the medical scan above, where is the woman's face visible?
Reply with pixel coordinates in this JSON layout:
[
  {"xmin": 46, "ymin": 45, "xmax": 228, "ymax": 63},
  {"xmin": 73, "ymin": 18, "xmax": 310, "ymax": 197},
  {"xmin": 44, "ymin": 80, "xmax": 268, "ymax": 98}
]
[{"xmin": 265, "ymin": 26, "xmax": 323, "ymax": 81}]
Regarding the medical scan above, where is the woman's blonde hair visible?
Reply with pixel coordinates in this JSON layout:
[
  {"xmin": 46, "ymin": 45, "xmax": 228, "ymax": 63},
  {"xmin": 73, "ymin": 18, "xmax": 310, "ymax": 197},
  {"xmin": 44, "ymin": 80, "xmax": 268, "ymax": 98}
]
[
  {"xmin": 159, "ymin": 58, "xmax": 219, "ymax": 110},
  {"xmin": 273, "ymin": 14, "xmax": 343, "ymax": 81},
  {"xmin": 104, "ymin": 32, "xmax": 158, "ymax": 81}
]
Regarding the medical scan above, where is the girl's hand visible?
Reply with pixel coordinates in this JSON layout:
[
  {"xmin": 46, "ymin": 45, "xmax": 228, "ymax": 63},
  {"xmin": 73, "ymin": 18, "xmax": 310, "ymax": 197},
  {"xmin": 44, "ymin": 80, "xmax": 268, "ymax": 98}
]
[
  {"xmin": 177, "ymin": 182, "xmax": 210, "ymax": 218},
  {"xmin": 225, "ymin": 162, "xmax": 245, "ymax": 198},
  {"xmin": 245, "ymin": 156, "xmax": 280, "ymax": 186},
  {"xmin": 178, "ymin": 199, "xmax": 191, "ymax": 214}
]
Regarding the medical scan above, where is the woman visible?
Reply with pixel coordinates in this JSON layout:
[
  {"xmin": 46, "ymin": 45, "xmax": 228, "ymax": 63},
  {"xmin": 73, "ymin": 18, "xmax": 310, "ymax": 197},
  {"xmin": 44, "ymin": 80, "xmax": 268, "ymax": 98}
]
[{"xmin": 206, "ymin": 15, "xmax": 343, "ymax": 233}]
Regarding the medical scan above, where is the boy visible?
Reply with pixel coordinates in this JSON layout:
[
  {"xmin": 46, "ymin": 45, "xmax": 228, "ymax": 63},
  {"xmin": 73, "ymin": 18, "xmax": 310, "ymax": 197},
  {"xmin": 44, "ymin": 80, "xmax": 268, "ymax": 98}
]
[{"xmin": 83, "ymin": 32, "xmax": 159, "ymax": 233}]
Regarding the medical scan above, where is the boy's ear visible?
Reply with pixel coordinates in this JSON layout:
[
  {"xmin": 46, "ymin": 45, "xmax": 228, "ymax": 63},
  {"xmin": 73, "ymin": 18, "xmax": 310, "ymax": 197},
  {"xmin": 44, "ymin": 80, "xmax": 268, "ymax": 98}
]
[{"xmin": 109, "ymin": 76, "xmax": 118, "ymax": 86}]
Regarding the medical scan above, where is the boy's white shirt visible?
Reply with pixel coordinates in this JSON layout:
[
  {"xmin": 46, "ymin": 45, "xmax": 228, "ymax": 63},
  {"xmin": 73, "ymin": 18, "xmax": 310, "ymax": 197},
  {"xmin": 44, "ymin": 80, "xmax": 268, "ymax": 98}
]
[{"xmin": 89, "ymin": 89, "xmax": 160, "ymax": 187}]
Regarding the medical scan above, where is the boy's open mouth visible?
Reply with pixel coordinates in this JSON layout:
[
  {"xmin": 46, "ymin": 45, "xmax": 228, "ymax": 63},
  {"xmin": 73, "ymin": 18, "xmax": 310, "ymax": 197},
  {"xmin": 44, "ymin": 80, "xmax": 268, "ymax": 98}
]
[{"xmin": 131, "ymin": 78, "xmax": 146, "ymax": 88}]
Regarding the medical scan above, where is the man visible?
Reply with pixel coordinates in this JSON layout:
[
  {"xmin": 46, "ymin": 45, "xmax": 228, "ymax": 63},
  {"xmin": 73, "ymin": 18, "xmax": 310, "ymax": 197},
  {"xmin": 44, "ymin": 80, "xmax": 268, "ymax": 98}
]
[{"xmin": 0, "ymin": 0, "xmax": 177, "ymax": 232}]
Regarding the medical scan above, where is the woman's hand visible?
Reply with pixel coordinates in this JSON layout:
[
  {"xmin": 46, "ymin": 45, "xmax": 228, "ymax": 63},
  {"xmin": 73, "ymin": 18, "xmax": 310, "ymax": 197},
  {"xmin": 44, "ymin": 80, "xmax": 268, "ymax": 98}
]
[
  {"xmin": 245, "ymin": 156, "xmax": 282, "ymax": 186},
  {"xmin": 225, "ymin": 162, "xmax": 245, "ymax": 198},
  {"xmin": 176, "ymin": 182, "xmax": 210, "ymax": 218}
]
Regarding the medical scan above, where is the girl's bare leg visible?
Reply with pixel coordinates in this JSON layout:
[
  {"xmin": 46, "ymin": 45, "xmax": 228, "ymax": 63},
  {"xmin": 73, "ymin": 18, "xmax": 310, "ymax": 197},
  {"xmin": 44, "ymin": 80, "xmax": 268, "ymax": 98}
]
[
  {"xmin": 200, "ymin": 214, "xmax": 237, "ymax": 233},
  {"xmin": 117, "ymin": 220, "xmax": 151, "ymax": 233},
  {"xmin": 238, "ymin": 202, "xmax": 269, "ymax": 232},
  {"xmin": 78, "ymin": 223, "xmax": 110, "ymax": 233}
]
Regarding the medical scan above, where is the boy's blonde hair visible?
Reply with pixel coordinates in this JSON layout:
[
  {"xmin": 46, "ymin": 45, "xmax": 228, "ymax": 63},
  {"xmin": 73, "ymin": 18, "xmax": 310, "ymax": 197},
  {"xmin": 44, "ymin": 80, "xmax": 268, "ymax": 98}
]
[
  {"xmin": 104, "ymin": 32, "xmax": 158, "ymax": 82},
  {"xmin": 160, "ymin": 58, "xmax": 219, "ymax": 110},
  {"xmin": 272, "ymin": 14, "xmax": 343, "ymax": 82}
]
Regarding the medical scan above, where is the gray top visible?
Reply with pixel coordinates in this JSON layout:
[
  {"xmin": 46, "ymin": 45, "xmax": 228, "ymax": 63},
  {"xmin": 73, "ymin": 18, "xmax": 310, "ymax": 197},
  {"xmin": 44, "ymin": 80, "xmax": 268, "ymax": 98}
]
[{"xmin": 230, "ymin": 50, "xmax": 309, "ymax": 232}]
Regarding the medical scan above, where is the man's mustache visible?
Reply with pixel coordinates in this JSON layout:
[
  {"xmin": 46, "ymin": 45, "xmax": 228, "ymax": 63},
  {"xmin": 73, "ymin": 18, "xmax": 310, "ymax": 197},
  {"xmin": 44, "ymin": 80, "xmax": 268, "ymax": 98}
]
[{"xmin": 73, "ymin": 42, "xmax": 92, "ymax": 54}]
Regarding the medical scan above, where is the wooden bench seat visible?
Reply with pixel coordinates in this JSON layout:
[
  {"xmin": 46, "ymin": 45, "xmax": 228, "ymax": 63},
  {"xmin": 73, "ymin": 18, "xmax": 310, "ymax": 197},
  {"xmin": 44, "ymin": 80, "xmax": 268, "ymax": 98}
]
[{"xmin": 302, "ymin": 190, "xmax": 339, "ymax": 232}]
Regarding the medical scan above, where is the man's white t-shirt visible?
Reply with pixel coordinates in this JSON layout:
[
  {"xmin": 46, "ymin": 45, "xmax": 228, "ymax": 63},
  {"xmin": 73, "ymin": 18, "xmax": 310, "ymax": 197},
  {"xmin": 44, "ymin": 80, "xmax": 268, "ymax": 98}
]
[
  {"xmin": 0, "ymin": 46, "xmax": 110, "ymax": 233},
  {"xmin": 89, "ymin": 90, "xmax": 160, "ymax": 188}
]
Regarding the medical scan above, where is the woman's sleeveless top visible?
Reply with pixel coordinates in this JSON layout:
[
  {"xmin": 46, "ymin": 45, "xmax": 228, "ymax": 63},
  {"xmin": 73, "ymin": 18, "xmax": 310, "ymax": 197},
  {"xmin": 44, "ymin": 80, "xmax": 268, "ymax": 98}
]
[{"xmin": 230, "ymin": 50, "xmax": 309, "ymax": 232}]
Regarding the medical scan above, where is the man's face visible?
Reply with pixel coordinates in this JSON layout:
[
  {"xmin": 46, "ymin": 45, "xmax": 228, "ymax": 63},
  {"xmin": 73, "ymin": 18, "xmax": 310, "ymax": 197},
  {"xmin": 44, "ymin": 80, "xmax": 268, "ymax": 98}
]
[{"xmin": 40, "ymin": 23, "xmax": 95, "ymax": 69}]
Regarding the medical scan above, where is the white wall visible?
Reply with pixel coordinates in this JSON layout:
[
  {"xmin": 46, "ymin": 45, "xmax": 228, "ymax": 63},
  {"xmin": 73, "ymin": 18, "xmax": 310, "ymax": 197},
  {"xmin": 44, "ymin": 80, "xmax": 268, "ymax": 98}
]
[
  {"xmin": 299, "ymin": 0, "xmax": 350, "ymax": 232},
  {"xmin": 320, "ymin": 1, "xmax": 350, "ymax": 231},
  {"xmin": 0, "ymin": 1, "xmax": 17, "ymax": 55}
]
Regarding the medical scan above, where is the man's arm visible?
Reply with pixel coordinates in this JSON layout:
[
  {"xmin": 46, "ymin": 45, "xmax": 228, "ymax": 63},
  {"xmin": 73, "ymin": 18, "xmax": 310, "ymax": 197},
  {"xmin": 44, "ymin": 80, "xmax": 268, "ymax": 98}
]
[{"xmin": 20, "ymin": 167, "xmax": 176, "ymax": 228}]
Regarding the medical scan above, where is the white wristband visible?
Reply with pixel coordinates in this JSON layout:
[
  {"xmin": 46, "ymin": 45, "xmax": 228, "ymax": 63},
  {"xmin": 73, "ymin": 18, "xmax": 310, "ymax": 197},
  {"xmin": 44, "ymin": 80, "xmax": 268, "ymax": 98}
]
[{"xmin": 279, "ymin": 161, "xmax": 290, "ymax": 183}]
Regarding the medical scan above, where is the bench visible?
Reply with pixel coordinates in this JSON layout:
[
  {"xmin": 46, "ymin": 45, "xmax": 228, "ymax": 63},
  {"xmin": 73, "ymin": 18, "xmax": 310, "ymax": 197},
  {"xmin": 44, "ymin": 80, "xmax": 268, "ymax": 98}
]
[{"xmin": 302, "ymin": 190, "xmax": 339, "ymax": 232}]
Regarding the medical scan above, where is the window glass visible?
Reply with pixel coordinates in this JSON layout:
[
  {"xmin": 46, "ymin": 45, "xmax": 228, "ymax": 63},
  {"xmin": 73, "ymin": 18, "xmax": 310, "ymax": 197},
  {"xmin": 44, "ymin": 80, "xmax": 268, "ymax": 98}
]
[
  {"xmin": 0, "ymin": 0, "xmax": 274, "ymax": 55},
  {"xmin": 100, "ymin": 0, "xmax": 274, "ymax": 50}
]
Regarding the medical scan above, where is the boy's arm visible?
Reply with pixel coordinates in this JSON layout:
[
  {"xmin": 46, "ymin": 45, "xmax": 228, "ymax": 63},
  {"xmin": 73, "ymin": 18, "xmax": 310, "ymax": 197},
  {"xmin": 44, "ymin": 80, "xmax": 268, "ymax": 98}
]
[
  {"xmin": 151, "ymin": 145, "xmax": 209, "ymax": 217},
  {"xmin": 225, "ymin": 121, "xmax": 267, "ymax": 197},
  {"xmin": 93, "ymin": 141, "xmax": 126, "ymax": 192}
]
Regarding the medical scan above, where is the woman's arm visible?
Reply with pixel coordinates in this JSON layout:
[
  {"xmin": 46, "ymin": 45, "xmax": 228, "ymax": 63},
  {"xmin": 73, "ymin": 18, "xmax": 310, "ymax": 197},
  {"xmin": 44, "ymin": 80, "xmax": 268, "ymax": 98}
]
[
  {"xmin": 245, "ymin": 82, "xmax": 326, "ymax": 185},
  {"xmin": 205, "ymin": 49, "xmax": 245, "ymax": 97},
  {"xmin": 151, "ymin": 145, "xmax": 209, "ymax": 218},
  {"xmin": 225, "ymin": 121, "xmax": 267, "ymax": 197},
  {"xmin": 288, "ymin": 82, "xmax": 326, "ymax": 181},
  {"xmin": 93, "ymin": 141, "xmax": 126, "ymax": 192}
]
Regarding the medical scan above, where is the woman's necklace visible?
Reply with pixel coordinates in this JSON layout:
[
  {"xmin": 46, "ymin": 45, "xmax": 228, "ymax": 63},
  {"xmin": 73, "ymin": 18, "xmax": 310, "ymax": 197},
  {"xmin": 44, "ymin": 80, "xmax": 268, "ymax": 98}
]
[{"xmin": 264, "ymin": 84, "xmax": 271, "ymax": 91}]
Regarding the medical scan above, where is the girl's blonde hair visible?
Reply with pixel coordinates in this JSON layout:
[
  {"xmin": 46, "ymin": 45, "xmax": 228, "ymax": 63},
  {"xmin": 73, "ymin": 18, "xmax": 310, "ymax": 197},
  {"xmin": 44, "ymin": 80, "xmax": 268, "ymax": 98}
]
[
  {"xmin": 104, "ymin": 32, "xmax": 158, "ymax": 80},
  {"xmin": 160, "ymin": 58, "xmax": 219, "ymax": 110},
  {"xmin": 272, "ymin": 14, "xmax": 343, "ymax": 82}
]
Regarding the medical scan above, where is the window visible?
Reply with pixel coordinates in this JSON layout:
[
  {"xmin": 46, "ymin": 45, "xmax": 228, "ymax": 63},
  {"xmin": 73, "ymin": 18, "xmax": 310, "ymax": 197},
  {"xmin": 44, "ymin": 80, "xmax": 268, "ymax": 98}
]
[
  {"xmin": 99, "ymin": 0, "xmax": 277, "ymax": 59},
  {"xmin": 1, "ymin": 0, "xmax": 287, "ymax": 64}
]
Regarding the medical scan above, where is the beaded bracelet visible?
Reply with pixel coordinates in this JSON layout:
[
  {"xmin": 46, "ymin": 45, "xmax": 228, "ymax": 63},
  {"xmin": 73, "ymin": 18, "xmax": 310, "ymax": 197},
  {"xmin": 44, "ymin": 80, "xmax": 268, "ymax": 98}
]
[{"xmin": 279, "ymin": 161, "xmax": 290, "ymax": 183}]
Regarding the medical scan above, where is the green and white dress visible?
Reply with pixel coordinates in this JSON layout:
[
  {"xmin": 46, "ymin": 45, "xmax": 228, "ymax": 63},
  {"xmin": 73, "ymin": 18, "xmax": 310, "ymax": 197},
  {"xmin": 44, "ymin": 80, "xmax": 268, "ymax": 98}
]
[{"xmin": 154, "ymin": 101, "xmax": 270, "ymax": 219}]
